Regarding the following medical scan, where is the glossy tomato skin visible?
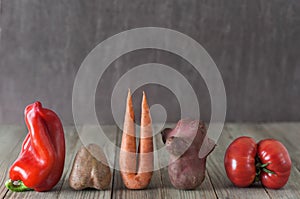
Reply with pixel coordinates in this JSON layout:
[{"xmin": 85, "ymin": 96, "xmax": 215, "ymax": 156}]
[
  {"xmin": 224, "ymin": 136, "xmax": 257, "ymax": 187},
  {"xmin": 257, "ymin": 139, "xmax": 291, "ymax": 189}
]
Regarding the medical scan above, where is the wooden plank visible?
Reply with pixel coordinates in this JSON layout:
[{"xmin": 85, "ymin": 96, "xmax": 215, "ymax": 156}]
[
  {"xmin": 112, "ymin": 170, "xmax": 163, "ymax": 199},
  {"xmin": 155, "ymin": 123, "xmax": 217, "ymax": 199},
  {"xmin": 260, "ymin": 122, "xmax": 300, "ymax": 171},
  {"xmin": 0, "ymin": 126, "xmax": 26, "ymax": 163},
  {"xmin": 58, "ymin": 125, "xmax": 118, "ymax": 199},
  {"xmin": 112, "ymin": 127, "xmax": 164, "ymax": 199},
  {"xmin": 246, "ymin": 123, "xmax": 300, "ymax": 199},
  {"xmin": 4, "ymin": 126, "xmax": 77, "ymax": 199},
  {"xmin": 207, "ymin": 124, "xmax": 271, "ymax": 199},
  {"xmin": 0, "ymin": 126, "xmax": 26, "ymax": 198},
  {"xmin": 280, "ymin": 123, "xmax": 300, "ymax": 171},
  {"xmin": 223, "ymin": 123, "xmax": 300, "ymax": 199},
  {"xmin": 1, "ymin": 123, "xmax": 300, "ymax": 198}
]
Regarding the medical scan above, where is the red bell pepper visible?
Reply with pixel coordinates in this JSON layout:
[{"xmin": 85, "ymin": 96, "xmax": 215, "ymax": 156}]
[{"xmin": 5, "ymin": 101, "xmax": 65, "ymax": 192}]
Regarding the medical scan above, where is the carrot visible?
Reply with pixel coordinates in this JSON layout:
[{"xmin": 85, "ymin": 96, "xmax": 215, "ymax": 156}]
[{"xmin": 119, "ymin": 90, "xmax": 153, "ymax": 189}]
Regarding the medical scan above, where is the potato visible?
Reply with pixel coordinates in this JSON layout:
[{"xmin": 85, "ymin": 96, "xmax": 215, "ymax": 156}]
[
  {"xmin": 69, "ymin": 144, "xmax": 111, "ymax": 190},
  {"xmin": 161, "ymin": 119, "xmax": 215, "ymax": 189}
]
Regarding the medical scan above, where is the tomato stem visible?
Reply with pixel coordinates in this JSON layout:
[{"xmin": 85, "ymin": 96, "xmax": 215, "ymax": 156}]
[
  {"xmin": 260, "ymin": 163, "xmax": 270, "ymax": 168},
  {"xmin": 255, "ymin": 157, "xmax": 275, "ymax": 182},
  {"xmin": 262, "ymin": 167, "xmax": 275, "ymax": 174}
]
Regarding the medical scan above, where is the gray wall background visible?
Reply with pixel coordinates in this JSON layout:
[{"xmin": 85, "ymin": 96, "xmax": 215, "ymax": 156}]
[{"xmin": 0, "ymin": 0, "xmax": 299, "ymax": 125}]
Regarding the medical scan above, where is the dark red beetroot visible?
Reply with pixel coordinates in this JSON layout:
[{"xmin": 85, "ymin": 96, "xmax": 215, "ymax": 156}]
[{"xmin": 161, "ymin": 119, "xmax": 215, "ymax": 189}]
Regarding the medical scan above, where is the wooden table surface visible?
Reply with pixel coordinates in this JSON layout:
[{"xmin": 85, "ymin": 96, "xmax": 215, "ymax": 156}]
[{"xmin": 0, "ymin": 123, "xmax": 299, "ymax": 199}]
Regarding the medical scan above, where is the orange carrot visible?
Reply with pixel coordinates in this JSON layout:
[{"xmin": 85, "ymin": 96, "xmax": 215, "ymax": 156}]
[{"xmin": 119, "ymin": 90, "xmax": 153, "ymax": 189}]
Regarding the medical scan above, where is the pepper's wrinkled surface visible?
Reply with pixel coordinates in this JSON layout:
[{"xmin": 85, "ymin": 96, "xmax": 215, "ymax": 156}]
[{"xmin": 6, "ymin": 101, "xmax": 65, "ymax": 192}]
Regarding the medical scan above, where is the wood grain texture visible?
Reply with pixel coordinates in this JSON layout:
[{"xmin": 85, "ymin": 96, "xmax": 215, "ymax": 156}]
[
  {"xmin": 0, "ymin": 123, "xmax": 300, "ymax": 198},
  {"xmin": 222, "ymin": 123, "xmax": 300, "ymax": 199},
  {"xmin": 58, "ymin": 125, "xmax": 117, "ymax": 199},
  {"xmin": 244, "ymin": 123, "xmax": 300, "ymax": 199},
  {"xmin": 207, "ymin": 124, "xmax": 271, "ymax": 199},
  {"xmin": 155, "ymin": 124, "xmax": 218, "ymax": 199},
  {"xmin": 4, "ymin": 127, "xmax": 77, "ymax": 199},
  {"xmin": 112, "ymin": 128, "xmax": 164, "ymax": 199},
  {"xmin": 0, "ymin": 126, "xmax": 26, "ymax": 199},
  {"xmin": 0, "ymin": 0, "xmax": 299, "ymax": 125}
]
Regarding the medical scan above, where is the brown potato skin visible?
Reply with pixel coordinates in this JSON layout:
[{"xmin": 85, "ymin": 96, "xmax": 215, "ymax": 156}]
[{"xmin": 69, "ymin": 144, "xmax": 111, "ymax": 190}]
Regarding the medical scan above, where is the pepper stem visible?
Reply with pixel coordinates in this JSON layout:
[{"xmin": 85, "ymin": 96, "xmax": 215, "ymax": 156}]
[{"xmin": 5, "ymin": 180, "xmax": 32, "ymax": 192}]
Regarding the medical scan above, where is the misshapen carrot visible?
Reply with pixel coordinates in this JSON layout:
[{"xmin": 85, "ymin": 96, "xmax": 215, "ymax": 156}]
[{"xmin": 119, "ymin": 90, "xmax": 153, "ymax": 189}]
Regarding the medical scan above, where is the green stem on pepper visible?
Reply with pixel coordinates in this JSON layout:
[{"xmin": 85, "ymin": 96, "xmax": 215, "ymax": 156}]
[{"xmin": 5, "ymin": 180, "xmax": 33, "ymax": 192}]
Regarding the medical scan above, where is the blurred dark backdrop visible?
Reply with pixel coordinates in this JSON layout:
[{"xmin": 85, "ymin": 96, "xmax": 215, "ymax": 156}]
[{"xmin": 0, "ymin": 0, "xmax": 299, "ymax": 125}]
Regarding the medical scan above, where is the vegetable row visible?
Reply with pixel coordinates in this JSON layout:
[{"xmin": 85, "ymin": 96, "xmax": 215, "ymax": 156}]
[{"xmin": 5, "ymin": 91, "xmax": 291, "ymax": 192}]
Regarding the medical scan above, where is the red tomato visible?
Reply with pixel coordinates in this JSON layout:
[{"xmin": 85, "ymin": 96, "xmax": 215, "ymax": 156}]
[
  {"xmin": 224, "ymin": 136, "xmax": 257, "ymax": 187},
  {"xmin": 224, "ymin": 137, "xmax": 292, "ymax": 189},
  {"xmin": 257, "ymin": 139, "xmax": 292, "ymax": 189}
]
